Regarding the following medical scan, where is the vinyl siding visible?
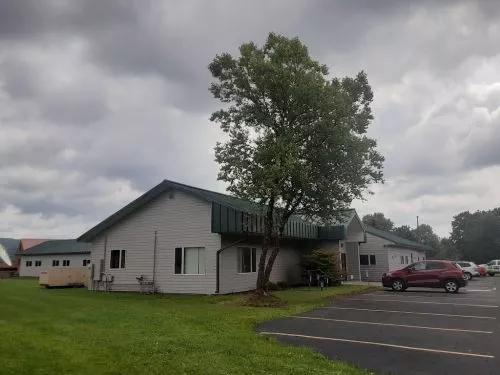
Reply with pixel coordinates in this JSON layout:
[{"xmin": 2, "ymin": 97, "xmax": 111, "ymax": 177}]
[
  {"xmin": 345, "ymin": 242, "xmax": 360, "ymax": 281},
  {"xmin": 359, "ymin": 233, "xmax": 427, "ymax": 281},
  {"xmin": 359, "ymin": 233, "xmax": 390, "ymax": 281},
  {"xmin": 19, "ymin": 253, "xmax": 90, "ymax": 277},
  {"xmin": 219, "ymin": 238, "xmax": 303, "ymax": 294},
  {"xmin": 388, "ymin": 248, "xmax": 426, "ymax": 271},
  {"xmin": 88, "ymin": 190, "xmax": 221, "ymax": 294},
  {"xmin": 346, "ymin": 216, "xmax": 365, "ymax": 242}
]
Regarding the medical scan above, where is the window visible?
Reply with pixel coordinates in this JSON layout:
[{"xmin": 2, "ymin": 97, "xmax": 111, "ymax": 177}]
[
  {"xmin": 369, "ymin": 255, "xmax": 376, "ymax": 265},
  {"xmin": 238, "ymin": 247, "xmax": 257, "ymax": 273},
  {"xmin": 52, "ymin": 260, "xmax": 60, "ymax": 266},
  {"xmin": 405, "ymin": 256, "xmax": 409, "ymax": 264},
  {"xmin": 359, "ymin": 254, "xmax": 369, "ymax": 265},
  {"xmin": 83, "ymin": 259, "xmax": 91, "ymax": 266},
  {"xmin": 35, "ymin": 261, "xmax": 42, "ymax": 267},
  {"xmin": 110, "ymin": 250, "xmax": 126, "ymax": 269},
  {"xmin": 62, "ymin": 260, "xmax": 70, "ymax": 267},
  {"xmin": 400, "ymin": 256, "xmax": 404, "ymax": 264},
  {"xmin": 411, "ymin": 262, "xmax": 426, "ymax": 271},
  {"xmin": 25, "ymin": 261, "xmax": 32, "ymax": 267},
  {"xmin": 426, "ymin": 262, "xmax": 446, "ymax": 270},
  {"xmin": 174, "ymin": 247, "xmax": 205, "ymax": 274}
]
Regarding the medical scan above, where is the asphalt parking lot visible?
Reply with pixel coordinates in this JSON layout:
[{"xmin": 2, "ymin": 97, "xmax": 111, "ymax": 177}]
[{"xmin": 258, "ymin": 277, "xmax": 500, "ymax": 375}]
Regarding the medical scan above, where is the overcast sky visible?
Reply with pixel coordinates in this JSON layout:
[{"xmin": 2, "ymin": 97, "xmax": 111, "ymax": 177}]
[{"xmin": 1, "ymin": 0, "xmax": 499, "ymax": 239}]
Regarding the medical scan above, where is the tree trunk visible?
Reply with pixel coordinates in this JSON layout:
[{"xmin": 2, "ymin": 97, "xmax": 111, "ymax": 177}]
[
  {"xmin": 263, "ymin": 234, "xmax": 281, "ymax": 285},
  {"xmin": 261, "ymin": 224, "xmax": 285, "ymax": 289},
  {"xmin": 255, "ymin": 202, "xmax": 275, "ymax": 295}
]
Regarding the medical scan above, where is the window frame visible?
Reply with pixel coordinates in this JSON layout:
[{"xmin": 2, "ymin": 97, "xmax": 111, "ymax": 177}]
[
  {"xmin": 359, "ymin": 254, "xmax": 369, "ymax": 265},
  {"xmin": 238, "ymin": 247, "xmax": 257, "ymax": 274},
  {"xmin": 83, "ymin": 259, "xmax": 91, "ymax": 266},
  {"xmin": 25, "ymin": 260, "xmax": 32, "ymax": 267},
  {"xmin": 174, "ymin": 247, "xmax": 206, "ymax": 275},
  {"xmin": 411, "ymin": 262, "xmax": 426, "ymax": 271},
  {"xmin": 62, "ymin": 260, "xmax": 70, "ymax": 267},
  {"xmin": 426, "ymin": 261, "xmax": 446, "ymax": 270},
  {"xmin": 109, "ymin": 249, "xmax": 126, "ymax": 269},
  {"xmin": 52, "ymin": 260, "xmax": 60, "ymax": 267},
  {"xmin": 360, "ymin": 254, "xmax": 376, "ymax": 266},
  {"xmin": 35, "ymin": 260, "xmax": 42, "ymax": 267}
]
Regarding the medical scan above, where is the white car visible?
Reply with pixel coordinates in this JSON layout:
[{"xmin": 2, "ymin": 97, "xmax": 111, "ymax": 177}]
[
  {"xmin": 455, "ymin": 261, "xmax": 480, "ymax": 280},
  {"xmin": 485, "ymin": 260, "xmax": 500, "ymax": 276}
]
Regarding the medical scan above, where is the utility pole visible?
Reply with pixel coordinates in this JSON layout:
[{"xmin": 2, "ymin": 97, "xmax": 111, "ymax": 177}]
[{"xmin": 416, "ymin": 216, "xmax": 419, "ymax": 229}]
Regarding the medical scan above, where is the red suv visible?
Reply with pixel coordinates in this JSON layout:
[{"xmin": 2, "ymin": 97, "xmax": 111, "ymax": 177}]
[{"xmin": 382, "ymin": 260, "xmax": 467, "ymax": 293}]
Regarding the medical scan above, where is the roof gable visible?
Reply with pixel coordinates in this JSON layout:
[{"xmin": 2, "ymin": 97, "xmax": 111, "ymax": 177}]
[{"xmin": 78, "ymin": 179, "xmax": 360, "ymax": 242}]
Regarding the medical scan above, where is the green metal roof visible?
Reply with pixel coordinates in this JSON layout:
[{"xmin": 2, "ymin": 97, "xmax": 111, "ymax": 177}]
[
  {"xmin": 365, "ymin": 226, "xmax": 434, "ymax": 252},
  {"xmin": 23, "ymin": 240, "xmax": 90, "ymax": 256},
  {"xmin": 78, "ymin": 179, "xmax": 356, "ymax": 242}
]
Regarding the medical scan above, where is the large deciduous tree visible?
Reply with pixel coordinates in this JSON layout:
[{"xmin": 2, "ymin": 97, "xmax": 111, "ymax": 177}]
[
  {"xmin": 209, "ymin": 33, "xmax": 384, "ymax": 294},
  {"xmin": 450, "ymin": 209, "xmax": 500, "ymax": 264},
  {"xmin": 362, "ymin": 212, "xmax": 394, "ymax": 231},
  {"xmin": 392, "ymin": 225, "xmax": 418, "ymax": 242}
]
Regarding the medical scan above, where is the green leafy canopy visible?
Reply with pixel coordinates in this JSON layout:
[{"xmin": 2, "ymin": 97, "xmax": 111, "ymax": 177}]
[{"xmin": 209, "ymin": 32, "xmax": 384, "ymax": 225}]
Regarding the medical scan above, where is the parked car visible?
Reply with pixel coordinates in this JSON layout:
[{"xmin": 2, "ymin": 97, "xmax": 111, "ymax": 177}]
[
  {"xmin": 455, "ymin": 261, "xmax": 480, "ymax": 280},
  {"xmin": 477, "ymin": 264, "xmax": 488, "ymax": 277},
  {"xmin": 485, "ymin": 260, "xmax": 500, "ymax": 276},
  {"xmin": 382, "ymin": 260, "xmax": 467, "ymax": 293}
]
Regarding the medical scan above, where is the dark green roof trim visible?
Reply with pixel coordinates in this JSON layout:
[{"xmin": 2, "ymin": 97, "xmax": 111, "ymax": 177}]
[
  {"xmin": 22, "ymin": 240, "xmax": 90, "ymax": 256},
  {"xmin": 365, "ymin": 226, "xmax": 434, "ymax": 252},
  {"xmin": 78, "ymin": 179, "xmax": 357, "ymax": 242}
]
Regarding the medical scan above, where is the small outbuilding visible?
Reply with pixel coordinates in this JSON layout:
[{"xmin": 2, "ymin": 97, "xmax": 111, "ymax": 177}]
[
  {"xmin": 358, "ymin": 226, "xmax": 433, "ymax": 282},
  {"xmin": 18, "ymin": 240, "xmax": 91, "ymax": 277}
]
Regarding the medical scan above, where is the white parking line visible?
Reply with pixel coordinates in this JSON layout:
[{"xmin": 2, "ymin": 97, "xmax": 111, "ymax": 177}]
[
  {"xmin": 465, "ymin": 289, "xmax": 497, "ymax": 292},
  {"xmin": 368, "ymin": 293, "xmax": 498, "ymax": 302},
  {"xmin": 260, "ymin": 332, "xmax": 495, "ymax": 359},
  {"xmin": 345, "ymin": 298, "xmax": 498, "ymax": 308},
  {"xmin": 288, "ymin": 316, "xmax": 493, "ymax": 334},
  {"xmin": 321, "ymin": 306, "xmax": 496, "ymax": 319}
]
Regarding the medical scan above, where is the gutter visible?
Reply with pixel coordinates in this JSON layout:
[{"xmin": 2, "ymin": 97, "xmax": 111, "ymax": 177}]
[{"xmin": 215, "ymin": 237, "xmax": 247, "ymax": 294}]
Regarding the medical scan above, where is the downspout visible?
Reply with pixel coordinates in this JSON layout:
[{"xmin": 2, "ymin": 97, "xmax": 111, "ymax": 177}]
[
  {"xmin": 215, "ymin": 237, "xmax": 248, "ymax": 294},
  {"xmin": 357, "ymin": 242, "xmax": 362, "ymax": 282},
  {"xmin": 152, "ymin": 231, "xmax": 158, "ymax": 293},
  {"xmin": 103, "ymin": 235, "xmax": 108, "ymax": 292}
]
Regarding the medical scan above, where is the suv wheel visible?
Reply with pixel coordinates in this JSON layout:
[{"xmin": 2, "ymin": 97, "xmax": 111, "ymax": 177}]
[
  {"xmin": 444, "ymin": 280, "xmax": 459, "ymax": 293},
  {"xmin": 464, "ymin": 272, "xmax": 472, "ymax": 281},
  {"xmin": 391, "ymin": 279, "xmax": 405, "ymax": 292}
]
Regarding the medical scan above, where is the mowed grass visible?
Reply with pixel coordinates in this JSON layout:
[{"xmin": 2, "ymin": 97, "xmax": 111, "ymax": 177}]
[{"xmin": 0, "ymin": 279, "xmax": 374, "ymax": 375}]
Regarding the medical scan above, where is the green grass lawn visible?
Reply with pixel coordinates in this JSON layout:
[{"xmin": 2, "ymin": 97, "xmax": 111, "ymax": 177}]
[{"xmin": 0, "ymin": 279, "xmax": 374, "ymax": 375}]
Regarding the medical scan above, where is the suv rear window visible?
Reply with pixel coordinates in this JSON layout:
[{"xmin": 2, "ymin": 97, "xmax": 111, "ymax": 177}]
[
  {"xmin": 426, "ymin": 262, "xmax": 446, "ymax": 270},
  {"xmin": 458, "ymin": 262, "xmax": 471, "ymax": 267}
]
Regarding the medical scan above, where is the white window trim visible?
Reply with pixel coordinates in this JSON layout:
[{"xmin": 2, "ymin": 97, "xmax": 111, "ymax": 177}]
[
  {"xmin": 109, "ymin": 249, "xmax": 126, "ymax": 269},
  {"xmin": 237, "ymin": 247, "xmax": 257, "ymax": 274},
  {"xmin": 175, "ymin": 247, "xmax": 206, "ymax": 275},
  {"xmin": 359, "ymin": 254, "xmax": 376, "ymax": 266}
]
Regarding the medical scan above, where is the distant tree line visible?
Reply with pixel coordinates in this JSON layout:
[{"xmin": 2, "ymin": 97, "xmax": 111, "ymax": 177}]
[{"xmin": 361, "ymin": 209, "xmax": 500, "ymax": 264}]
